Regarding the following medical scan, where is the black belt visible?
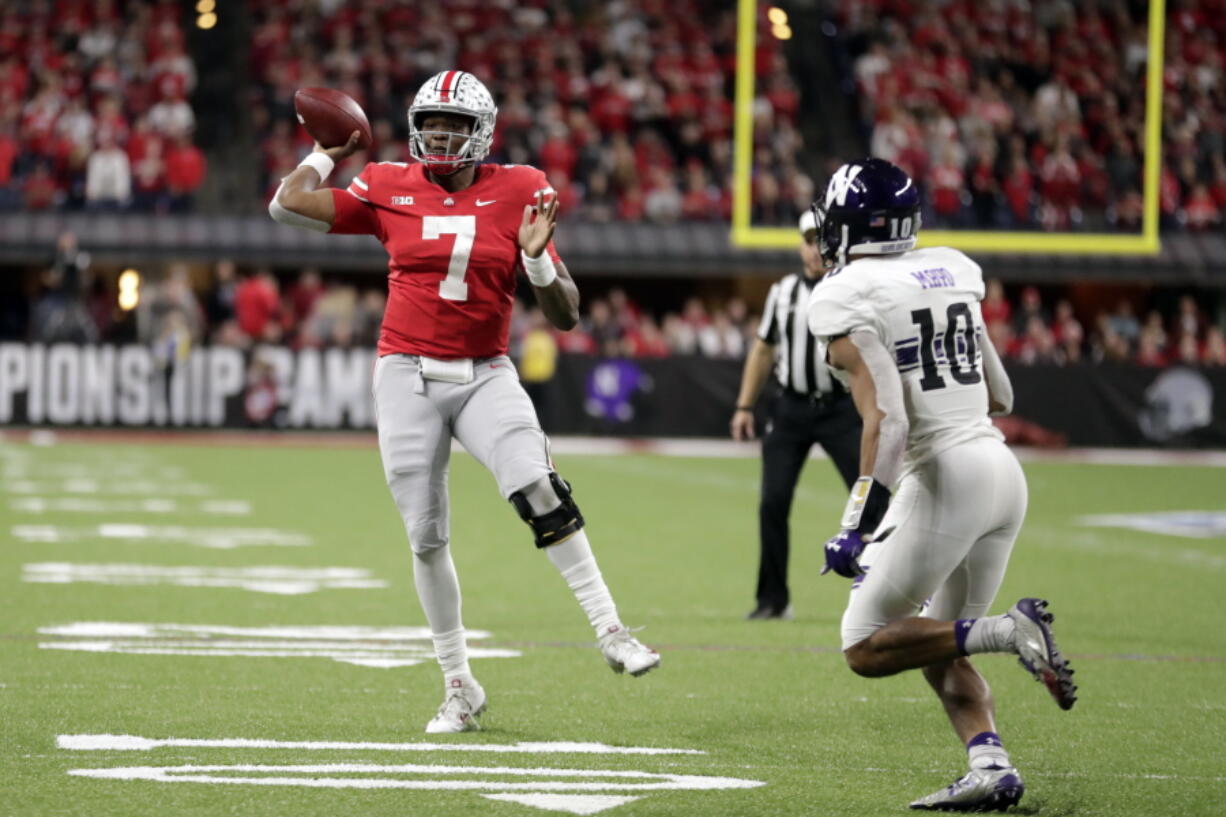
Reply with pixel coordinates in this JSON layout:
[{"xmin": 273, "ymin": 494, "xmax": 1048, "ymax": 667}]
[{"xmin": 781, "ymin": 388, "xmax": 843, "ymax": 408}]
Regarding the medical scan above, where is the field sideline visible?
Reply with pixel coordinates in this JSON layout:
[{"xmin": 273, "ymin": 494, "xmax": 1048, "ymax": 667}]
[{"xmin": 3, "ymin": 433, "xmax": 1224, "ymax": 817}]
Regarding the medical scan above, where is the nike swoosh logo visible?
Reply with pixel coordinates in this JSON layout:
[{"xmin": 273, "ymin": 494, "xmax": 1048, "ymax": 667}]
[{"xmin": 475, "ymin": 199, "xmax": 497, "ymax": 207}]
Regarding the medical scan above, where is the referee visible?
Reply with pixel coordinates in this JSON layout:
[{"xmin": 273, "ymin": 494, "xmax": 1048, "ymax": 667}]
[{"xmin": 730, "ymin": 208, "xmax": 861, "ymax": 620}]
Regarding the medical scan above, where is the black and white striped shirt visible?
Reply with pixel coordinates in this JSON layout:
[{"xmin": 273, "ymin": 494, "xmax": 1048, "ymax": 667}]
[{"xmin": 757, "ymin": 273, "xmax": 838, "ymax": 397}]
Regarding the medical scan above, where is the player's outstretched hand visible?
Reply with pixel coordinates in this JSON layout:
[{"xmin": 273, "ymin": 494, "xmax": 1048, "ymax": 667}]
[
  {"xmin": 730, "ymin": 408, "xmax": 755, "ymax": 441},
  {"xmin": 519, "ymin": 191, "xmax": 559, "ymax": 259},
  {"xmin": 315, "ymin": 130, "xmax": 364, "ymax": 163}
]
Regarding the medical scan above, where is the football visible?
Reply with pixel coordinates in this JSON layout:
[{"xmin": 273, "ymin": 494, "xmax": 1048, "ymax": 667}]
[{"xmin": 293, "ymin": 87, "xmax": 373, "ymax": 150}]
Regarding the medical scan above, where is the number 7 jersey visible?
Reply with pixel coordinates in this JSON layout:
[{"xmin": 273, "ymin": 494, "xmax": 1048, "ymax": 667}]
[
  {"xmin": 330, "ymin": 161, "xmax": 560, "ymax": 359},
  {"xmin": 807, "ymin": 246, "xmax": 1003, "ymax": 470}
]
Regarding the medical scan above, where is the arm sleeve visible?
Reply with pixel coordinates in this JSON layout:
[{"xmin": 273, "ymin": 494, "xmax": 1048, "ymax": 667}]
[
  {"xmin": 850, "ymin": 329, "xmax": 909, "ymax": 488},
  {"xmin": 756, "ymin": 283, "xmax": 780, "ymax": 343},
  {"xmin": 807, "ymin": 274, "xmax": 879, "ymax": 342},
  {"xmin": 329, "ymin": 163, "xmax": 382, "ymax": 237},
  {"xmin": 980, "ymin": 331, "xmax": 1014, "ymax": 416}
]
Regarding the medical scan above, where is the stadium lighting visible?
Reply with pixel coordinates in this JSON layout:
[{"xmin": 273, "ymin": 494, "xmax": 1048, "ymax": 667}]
[
  {"xmin": 195, "ymin": 0, "xmax": 215, "ymax": 12},
  {"xmin": 197, "ymin": 11, "xmax": 217, "ymax": 29},
  {"xmin": 767, "ymin": 7, "xmax": 788, "ymax": 25},
  {"xmin": 117, "ymin": 269, "xmax": 141, "ymax": 311},
  {"xmin": 771, "ymin": 23, "xmax": 792, "ymax": 40}
]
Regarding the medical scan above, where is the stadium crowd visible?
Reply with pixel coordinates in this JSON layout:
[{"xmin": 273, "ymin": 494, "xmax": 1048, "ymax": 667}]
[
  {"xmin": 248, "ymin": 0, "xmax": 804, "ymax": 225},
  {"xmin": 19, "ymin": 243, "xmax": 1226, "ymax": 370},
  {"xmin": 0, "ymin": 0, "xmax": 207, "ymax": 212},
  {"xmin": 836, "ymin": 0, "xmax": 1225, "ymax": 231}
]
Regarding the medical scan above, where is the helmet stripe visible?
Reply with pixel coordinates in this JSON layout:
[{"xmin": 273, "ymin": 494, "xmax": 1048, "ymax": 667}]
[{"xmin": 439, "ymin": 70, "xmax": 459, "ymax": 102}]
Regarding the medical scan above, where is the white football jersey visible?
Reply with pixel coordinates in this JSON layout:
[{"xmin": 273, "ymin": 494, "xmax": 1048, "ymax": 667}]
[{"xmin": 807, "ymin": 246, "xmax": 1002, "ymax": 471}]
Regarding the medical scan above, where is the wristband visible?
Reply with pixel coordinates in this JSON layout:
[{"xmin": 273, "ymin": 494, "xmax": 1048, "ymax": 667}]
[
  {"xmin": 839, "ymin": 476, "xmax": 891, "ymax": 533},
  {"xmin": 735, "ymin": 405, "xmax": 753, "ymax": 412},
  {"xmin": 521, "ymin": 249, "xmax": 558, "ymax": 287},
  {"xmin": 298, "ymin": 152, "xmax": 335, "ymax": 182}
]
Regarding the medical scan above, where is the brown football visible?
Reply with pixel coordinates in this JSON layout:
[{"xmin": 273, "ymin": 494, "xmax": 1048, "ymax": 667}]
[{"xmin": 293, "ymin": 87, "xmax": 373, "ymax": 150}]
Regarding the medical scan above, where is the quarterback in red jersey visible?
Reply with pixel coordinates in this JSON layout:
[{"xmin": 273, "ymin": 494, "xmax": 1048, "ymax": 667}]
[{"xmin": 270, "ymin": 70, "xmax": 659, "ymax": 733}]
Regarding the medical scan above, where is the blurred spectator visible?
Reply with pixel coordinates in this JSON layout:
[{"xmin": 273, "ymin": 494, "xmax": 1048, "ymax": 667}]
[
  {"xmin": 164, "ymin": 132, "xmax": 206, "ymax": 211},
  {"xmin": 137, "ymin": 263, "xmax": 203, "ymax": 343},
  {"xmin": 698, "ymin": 310, "xmax": 745, "ymax": 359},
  {"xmin": 84, "ymin": 131, "xmax": 131, "ymax": 209},
  {"xmin": 1106, "ymin": 300, "xmax": 1141, "ymax": 347},
  {"xmin": 206, "ymin": 259, "xmax": 238, "ymax": 327},
  {"xmin": 1012, "ymin": 287, "xmax": 1049, "ymax": 338},
  {"xmin": 518, "ymin": 306, "xmax": 559, "ymax": 428},
  {"xmin": 1204, "ymin": 328, "xmax": 1226, "ymax": 366},
  {"xmin": 30, "ymin": 233, "xmax": 97, "ymax": 343},
  {"xmin": 235, "ymin": 269, "xmax": 280, "ymax": 341}
]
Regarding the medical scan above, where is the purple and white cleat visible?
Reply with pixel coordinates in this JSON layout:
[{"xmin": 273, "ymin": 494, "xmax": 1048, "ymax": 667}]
[
  {"xmin": 909, "ymin": 766, "xmax": 1025, "ymax": 812},
  {"xmin": 1007, "ymin": 598, "xmax": 1078, "ymax": 711}
]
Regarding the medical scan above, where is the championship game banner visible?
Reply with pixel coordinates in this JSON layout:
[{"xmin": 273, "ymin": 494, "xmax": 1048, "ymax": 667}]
[
  {"xmin": 1, "ymin": 343, "xmax": 1223, "ymax": 447},
  {"xmin": 0, "ymin": 343, "xmax": 377, "ymax": 430}
]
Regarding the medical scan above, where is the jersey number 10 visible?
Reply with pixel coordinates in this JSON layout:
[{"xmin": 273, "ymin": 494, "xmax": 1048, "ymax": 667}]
[{"xmin": 910, "ymin": 304, "xmax": 982, "ymax": 391}]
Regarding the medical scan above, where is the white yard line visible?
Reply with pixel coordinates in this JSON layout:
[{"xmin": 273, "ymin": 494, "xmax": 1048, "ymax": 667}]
[{"xmin": 57, "ymin": 734, "xmax": 705, "ymax": 755}]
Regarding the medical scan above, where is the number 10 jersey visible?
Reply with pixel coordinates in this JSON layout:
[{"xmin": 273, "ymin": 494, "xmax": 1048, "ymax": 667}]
[
  {"xmin": 807, "ymin": 246, "xmax": 1003, "ymax": 472},
  {"xmin": 330, "ymin": 161, "xmax": 560, "ymax": 360}
]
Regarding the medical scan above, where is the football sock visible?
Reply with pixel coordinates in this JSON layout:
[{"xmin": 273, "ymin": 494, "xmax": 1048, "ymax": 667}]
[
  {"xmin": 411, "ymin": 546, "xmax": 472, "ymax": 683},
  {"xmin": 955, "ymin": 615, "xmax": 1016, "ymax": 656},
  {"xmin": 545, "ymin": 530, "xmax": 622, "ymax": 637},
  {"xmin": 967, "ymin": 731, "xmax": 1011, "ymax": 770}
]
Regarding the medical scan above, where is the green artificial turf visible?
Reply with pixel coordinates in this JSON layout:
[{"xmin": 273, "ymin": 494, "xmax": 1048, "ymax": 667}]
[{"xmin": 2, "ymin": 439, "xmax": 1223, "ymax": 816}]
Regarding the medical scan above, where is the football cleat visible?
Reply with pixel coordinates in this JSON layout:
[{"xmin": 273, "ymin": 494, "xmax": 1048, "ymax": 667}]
[
  {"xmin": 909, "ymin": 765, "xmax": 1025, "ymax": 812},
  {"xmin": 424, "ymin": 677, "xmax": 486, "ymax": 734},
  {"xmin": 599, "ymin": 625, "xmax": 661, "ymax": 677},
  {"xmin": 1007, "ymin": 598, "xmax": 1078, "ymax": 710}
]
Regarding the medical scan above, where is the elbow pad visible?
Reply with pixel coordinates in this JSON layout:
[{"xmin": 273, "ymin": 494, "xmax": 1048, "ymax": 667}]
[{"xmin": 269, "ymin": 194, "xmax": 330, "ymax": 233}]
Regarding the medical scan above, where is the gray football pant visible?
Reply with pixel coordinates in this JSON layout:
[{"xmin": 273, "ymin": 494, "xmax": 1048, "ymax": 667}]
[{"xmin": 372, "ymin": 354, "xmax": 553, "ymax": 553}]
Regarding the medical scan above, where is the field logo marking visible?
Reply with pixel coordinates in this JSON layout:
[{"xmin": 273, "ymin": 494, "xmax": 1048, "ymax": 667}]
[
  {"xmin": 59, "ymin": 736, "xmax": 759, "ymax": 815},
  {"xmin": 12, "ymin": 524, "xmax": 310, "ymax": 548},
  {"xmin": 1078, "ymin": 511, "xmax": 1226, "ymax": 539},
  {"xmin": 39, "ymin": 623, "xmax": 518, "ymax": 668},
  {"xmin": 23, "ymin": 564, "xmax": 385, "ymax": 595},
  {"xmin": 57, "ymin": 734, "xmax": 705, "ymax": 755},
  {"xmin": 11, "ymin": 498, "xmax": 251, "ymax": 515}
]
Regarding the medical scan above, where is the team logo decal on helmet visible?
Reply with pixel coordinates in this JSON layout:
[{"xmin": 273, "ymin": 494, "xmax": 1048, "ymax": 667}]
[
  {"xmin": 818, "ymin": 158, "xmax": 921, "ymax": 266},
  {"xmin": 408, "ymin": 70, "xmax": 498, "ymax": 175}
]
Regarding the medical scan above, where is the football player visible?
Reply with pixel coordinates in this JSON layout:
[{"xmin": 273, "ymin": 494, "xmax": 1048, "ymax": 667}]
[
  {"xmin": 807, "ymin": 158, "xmax": 1076, "ymax": 811},
  {"xmin": 269, "ymin": 70, "xmax": 659, "ymax": 733}
]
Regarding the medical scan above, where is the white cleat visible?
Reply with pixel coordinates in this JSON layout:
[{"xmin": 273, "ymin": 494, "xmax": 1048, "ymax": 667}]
[
  {"xmin": 909, "ymin": 765, "xmax": 1025, "ymax": 812},
  {"xmin": 599, "ymin": 625, "xmax": 661, "ymax": 677},
  {"xmin": 424, "ymin": 677, "xmax": 486, "ymax": 734}
]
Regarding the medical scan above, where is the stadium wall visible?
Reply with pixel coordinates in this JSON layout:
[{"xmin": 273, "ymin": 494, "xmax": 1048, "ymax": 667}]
[{"xmin": 1, "ymin": 344, "xmax": 1222, "ymax": 448}]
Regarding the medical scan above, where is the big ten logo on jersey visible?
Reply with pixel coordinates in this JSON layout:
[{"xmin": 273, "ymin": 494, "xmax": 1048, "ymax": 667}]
[{"xmin": 391, "ymin": 195, "xmax": 415, "ymax": 206}]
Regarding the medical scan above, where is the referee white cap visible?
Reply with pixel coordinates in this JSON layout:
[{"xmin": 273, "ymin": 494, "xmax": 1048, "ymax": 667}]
[{"xmin": 798, "ymin": 208, "xmax": 819, "ymax": 238}]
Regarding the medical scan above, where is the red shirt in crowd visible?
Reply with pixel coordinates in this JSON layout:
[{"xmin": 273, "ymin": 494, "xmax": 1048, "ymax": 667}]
[
  {"xmin": 235, "ymin": 276, "xmax": 280, "ymax": 338},
  {"xmin": 165, "ymin": 142, "xmax": 206, "ymax": 193}
]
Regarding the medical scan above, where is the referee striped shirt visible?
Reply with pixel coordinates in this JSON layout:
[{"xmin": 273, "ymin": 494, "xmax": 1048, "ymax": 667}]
[{"xmin": 757, "ymin": 273, "xmax": 837, "ymax": 397}]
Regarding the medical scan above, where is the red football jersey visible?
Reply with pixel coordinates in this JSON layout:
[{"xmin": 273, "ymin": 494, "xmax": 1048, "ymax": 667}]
[{"xmin": 330, "ymin": 162, "xmax": 562, "ymax": 359}]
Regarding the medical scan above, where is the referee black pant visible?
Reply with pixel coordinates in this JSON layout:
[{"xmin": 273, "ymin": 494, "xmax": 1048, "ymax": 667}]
[{"xmin": 756, "ymin": 390, "xmax": 862, "ymax": 611}]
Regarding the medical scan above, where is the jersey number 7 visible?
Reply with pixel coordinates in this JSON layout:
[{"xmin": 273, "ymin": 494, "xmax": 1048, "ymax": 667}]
[
  {"xmin": 910, "ymin": 303, "xmax": 982, "ymax": 391},
  {"xmin": 424, "ymin": 215, "xmax": 476, "ymax": 301}
]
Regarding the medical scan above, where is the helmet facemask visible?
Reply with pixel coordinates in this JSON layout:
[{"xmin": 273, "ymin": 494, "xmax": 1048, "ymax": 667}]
[{"xmin": 409, "ymin": 111, "xmax": 481, "ymax": 176}]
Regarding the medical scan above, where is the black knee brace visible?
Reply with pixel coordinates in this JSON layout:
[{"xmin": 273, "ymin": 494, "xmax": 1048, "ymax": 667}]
[{"xmin": 509, "ymin": 472, "xmax": 586, "ymax": 548}]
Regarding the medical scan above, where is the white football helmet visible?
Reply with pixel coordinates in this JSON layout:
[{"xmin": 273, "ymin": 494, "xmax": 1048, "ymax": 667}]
[{"xmin": 408, "ymin": 70, "xmax": 497, "ymax": 175}]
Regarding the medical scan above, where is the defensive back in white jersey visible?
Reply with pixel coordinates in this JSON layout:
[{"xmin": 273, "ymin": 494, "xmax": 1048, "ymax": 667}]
[{"xmin": 807, "ymin": 245, "xmax": 1003, "ymax": 470}]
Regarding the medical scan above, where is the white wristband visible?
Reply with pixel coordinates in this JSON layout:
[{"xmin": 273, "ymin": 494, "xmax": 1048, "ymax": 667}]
[
  {"xmin": 298, "ymin": 152, "xmax": 335, "ymax": 182},
  {"xmin": 521, "ymin": 249, "xmax": 558, "ymax": 287}
]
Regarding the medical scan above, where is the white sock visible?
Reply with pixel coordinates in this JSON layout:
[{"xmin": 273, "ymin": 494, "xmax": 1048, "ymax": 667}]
[
  {"xmin": 412, "ymin": 546, "xmax": 472, "ymax": 683},
  {"xmin": 545, "ymin": 529, "xmax": 622, "ymax": 637},
  {"xmin": 967, "ymin": 732, "xmax": 1011, "ymax": 771},
  {"xmin": 958, "ymin": 614, "xmax": 1016, "ymax": 655}
]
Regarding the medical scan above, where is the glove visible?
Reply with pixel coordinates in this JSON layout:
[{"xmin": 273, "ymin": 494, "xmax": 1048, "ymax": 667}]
[
  {"xmin": 821, "ymin": 476, "xmax": 892, "ymax": 579},
  {"xmin": 822, "ymin": 529, "xmax": 868, "ymax": 578}
]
